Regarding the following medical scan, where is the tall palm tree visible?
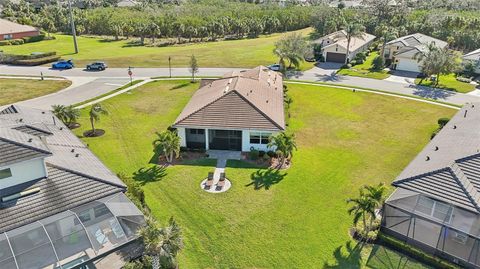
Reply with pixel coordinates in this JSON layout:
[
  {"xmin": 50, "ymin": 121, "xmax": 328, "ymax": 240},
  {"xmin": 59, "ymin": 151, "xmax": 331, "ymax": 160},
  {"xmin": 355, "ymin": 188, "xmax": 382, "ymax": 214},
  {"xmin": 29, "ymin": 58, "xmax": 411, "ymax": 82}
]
[
  {"xmin": 89, "ymin": 103, "xmax": 108, "ymax": 135},
  {"xmin": 153, "ymin": 130, "xmax": 181, "ymax": 164},
  {"xmin": 139, "ymin": 216, "xmax": 184, "ymax": 269},
  {"xmin": 375, "ymin": 25, "xmax": 398, "ymax": 58},
  {"xmin": 343, "ymin": 22, "xmax": 366, "ymax": 64},
  {"xmin": 347, "ymin": 189, "xmax": 375, "ymax": 238},
  {"xmin": 268, "ymin": 132, "xmax": 297, "ymax": 169},
  {"xmin": 364, "ymin": 183, "xmax": 386, "ymax": 230}
]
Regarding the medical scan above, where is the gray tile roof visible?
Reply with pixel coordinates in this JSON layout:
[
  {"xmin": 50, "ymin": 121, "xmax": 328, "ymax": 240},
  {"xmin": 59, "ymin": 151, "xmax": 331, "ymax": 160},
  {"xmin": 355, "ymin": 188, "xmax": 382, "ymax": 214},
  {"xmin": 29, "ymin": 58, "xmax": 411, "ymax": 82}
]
[
  {"xmin": 390, "ymin": 103, "xmax": 480, "ymax": 213},
  {"xmin": 387, "ymin": 33, "xmax": 448, "ymax": 56},
  {"xmin": 0, "ymin": 104, "xmax": 128, "ymax": 233},
  {"xmin": 0, "ymin": 129, "xmax": 52, "ymax": 167},
  {"xmin": 0, "ymin": 105, "xmax": 125, "ymax": 187},
  {"xmin": 0, "ymin": 164, "xmax": 122, "ymax": 233},
  {"xmin": 173, "ymin": 66, "xmax": 285, "ymax": 131}
]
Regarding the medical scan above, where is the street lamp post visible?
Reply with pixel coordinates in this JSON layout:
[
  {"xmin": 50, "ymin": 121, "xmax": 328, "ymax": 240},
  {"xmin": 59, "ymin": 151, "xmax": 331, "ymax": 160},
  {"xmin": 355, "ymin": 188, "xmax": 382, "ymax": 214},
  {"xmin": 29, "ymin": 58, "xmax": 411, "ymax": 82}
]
[
  {"xmin": 67, "ymin": 0, "xmax": 79, "ymax": 54},
  {"xmin": 168, "ymin": 56, "xmax": 172, "ymax": 78}
]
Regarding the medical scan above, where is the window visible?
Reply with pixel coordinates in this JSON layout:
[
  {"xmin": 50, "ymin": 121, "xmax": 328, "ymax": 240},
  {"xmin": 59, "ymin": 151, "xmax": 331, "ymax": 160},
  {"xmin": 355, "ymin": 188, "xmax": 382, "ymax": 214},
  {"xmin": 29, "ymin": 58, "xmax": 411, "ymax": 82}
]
[
  {"xmin": 3, "ymin": 34, "xmax": 12, "ymax": 40},
  {"xmin": 0, "ymin": 168, "xmax": 12, "ymax": 179},
  {"xmin": 415, "ymin": 196, "xmax": 453, "ymax": 223},
  {"xmin": 189, "ymin": 129, "xmax": 204, "ymax": 135},
  {"xmin": 250, "ymin": 132, "xmax": 271, "ymax": 145}
]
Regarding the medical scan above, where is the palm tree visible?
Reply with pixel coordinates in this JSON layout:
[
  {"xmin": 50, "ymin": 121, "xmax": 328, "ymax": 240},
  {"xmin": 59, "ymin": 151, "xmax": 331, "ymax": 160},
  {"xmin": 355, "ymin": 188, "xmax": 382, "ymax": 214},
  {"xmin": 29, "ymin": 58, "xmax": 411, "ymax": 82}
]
[
  {"xmin": 139, "ymin": 216, "xmax": 162, "ymax": 269},
  {"xmin": 139, "ymin": 216, "xmax": 184, "ymax": 269},
  {"xmin": 273, "ymin": 33, "xmax": 308, "ymax": 71},
  {"xmin": 414, "ymin": 44, "xmax": 462, "ymax": 86},
  {"xmin": 88, "ymin": 103, "xmax": 108, "ymax": 135},
  {"xmin": 153, "ymin": 130, "xmax": 181, "ymax": 164},
  {"xmin": 268, "ymin": 132, "xmax": 297, "ymax": 169},
  {"xmin": 52, "ymin": 104, "xmax": 68, "ymax": 125},
  {"xmin": 347, "ymin": 189, "xmax": 375, "ymax": 238},
  {"xmin": 375, "ymin": 25, "xmax": 398, "ymax": 58},
  {"xmin": 364, "ymin": 183, "xmax": 386, "ymax": 231},
  {"xmin": 343, "ymin": 22, "xmax": 366, "ymax": 64}
]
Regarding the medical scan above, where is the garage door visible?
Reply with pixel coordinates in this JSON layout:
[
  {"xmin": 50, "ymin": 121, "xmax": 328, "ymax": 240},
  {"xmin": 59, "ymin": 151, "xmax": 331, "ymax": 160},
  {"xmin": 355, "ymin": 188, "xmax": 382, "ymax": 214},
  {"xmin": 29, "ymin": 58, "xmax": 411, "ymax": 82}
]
[
  {"xmin": 326, "ymin": 52, "xmax": 346, "ymax": 63},
  {"xmin": 396, "ymin": 59, "xmax": 420, "ymax": 73}
]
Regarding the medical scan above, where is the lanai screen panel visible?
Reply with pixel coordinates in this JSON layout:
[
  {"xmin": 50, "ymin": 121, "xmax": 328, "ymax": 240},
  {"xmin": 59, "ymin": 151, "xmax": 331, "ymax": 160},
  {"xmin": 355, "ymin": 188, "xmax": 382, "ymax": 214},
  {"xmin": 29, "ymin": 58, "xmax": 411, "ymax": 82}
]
[{"xmin": 0, "ymin": 193, "xmax": 144, "ymax": 269}]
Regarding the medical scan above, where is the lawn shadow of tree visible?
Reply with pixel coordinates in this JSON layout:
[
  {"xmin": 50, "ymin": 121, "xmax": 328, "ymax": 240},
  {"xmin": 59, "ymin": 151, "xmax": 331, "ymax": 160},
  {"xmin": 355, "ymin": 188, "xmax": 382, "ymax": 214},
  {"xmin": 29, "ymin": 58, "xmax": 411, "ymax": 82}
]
[
  {"xmin": 170, "ymin": 82, "xmax": 192, "ymax": 90},
  {"xmin": 245, "ymin": 168, "xmax": 287, "ymax": 190},
  {"xmin": 133, "ymin": 165, "xmax": 167, "ymax": 186},
  {"xmin": 323, "ymin": 241, "xmax": 365, "ymax": 269},
  {"xmin": 365, "ymin": 244, "xmax": 430, "ymax": 269}
]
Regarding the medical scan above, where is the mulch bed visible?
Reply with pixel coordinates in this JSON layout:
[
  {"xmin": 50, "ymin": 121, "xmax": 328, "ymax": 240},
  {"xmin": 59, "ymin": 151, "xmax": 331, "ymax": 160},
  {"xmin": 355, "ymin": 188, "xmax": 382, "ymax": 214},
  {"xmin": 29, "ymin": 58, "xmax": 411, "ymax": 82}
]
[
  {"xmin": 157, "ymin": 151, "xmax": 208, "ymax": 166},
  {"xmin": 83, "ymin": 129, "xmax": 105, "ymax": 137},
  {"xmin": 240, "ymin": 153, "xmax": 291, "ymax": 170}
]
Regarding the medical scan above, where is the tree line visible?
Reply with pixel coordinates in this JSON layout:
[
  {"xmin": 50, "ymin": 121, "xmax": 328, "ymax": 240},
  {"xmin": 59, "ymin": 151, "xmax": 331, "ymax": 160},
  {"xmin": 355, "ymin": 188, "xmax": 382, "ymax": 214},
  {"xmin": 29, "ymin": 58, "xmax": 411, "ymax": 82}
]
[{"xmin": 2, "ymin": 0, "xmax": 314, "ymax": 45}]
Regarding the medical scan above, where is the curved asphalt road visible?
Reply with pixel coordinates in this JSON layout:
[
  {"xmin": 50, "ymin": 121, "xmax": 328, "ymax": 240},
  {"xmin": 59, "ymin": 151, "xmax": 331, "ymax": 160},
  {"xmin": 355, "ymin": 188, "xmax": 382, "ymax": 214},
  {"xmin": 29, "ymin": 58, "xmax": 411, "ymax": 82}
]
[{"xmin": 1, "ymin": 65, "xmax": 479, "ymax": 109}]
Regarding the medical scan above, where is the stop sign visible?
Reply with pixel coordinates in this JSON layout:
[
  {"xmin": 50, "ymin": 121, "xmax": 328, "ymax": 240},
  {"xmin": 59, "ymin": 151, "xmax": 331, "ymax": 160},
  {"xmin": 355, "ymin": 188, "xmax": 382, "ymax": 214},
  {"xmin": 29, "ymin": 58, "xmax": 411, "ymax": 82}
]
[{"xmin": 128, "ymin": 70, "xmax": 132, "ymax": 76}]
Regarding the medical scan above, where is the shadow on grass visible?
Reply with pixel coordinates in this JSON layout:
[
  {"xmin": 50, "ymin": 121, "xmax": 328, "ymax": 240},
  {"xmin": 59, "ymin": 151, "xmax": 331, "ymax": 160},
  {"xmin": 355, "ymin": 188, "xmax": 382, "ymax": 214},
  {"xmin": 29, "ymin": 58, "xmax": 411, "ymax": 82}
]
[
  {"xmin": 323, "ymin": 241, "xmax": 365, "ymax": 269},
  {"xmin": 245, "ymin": 168, "xmax": 287, "ymax": 190},
  {"xmin": 133, "ymin": 165, "xmax": 167, "ymax": 186},
  {"xmin": 366, "ymin": 244, "xmax": 431, "ymax": 269},
  {"xmin": 169, "ymin": 82, "xmax": 192, "ymax": 90}
]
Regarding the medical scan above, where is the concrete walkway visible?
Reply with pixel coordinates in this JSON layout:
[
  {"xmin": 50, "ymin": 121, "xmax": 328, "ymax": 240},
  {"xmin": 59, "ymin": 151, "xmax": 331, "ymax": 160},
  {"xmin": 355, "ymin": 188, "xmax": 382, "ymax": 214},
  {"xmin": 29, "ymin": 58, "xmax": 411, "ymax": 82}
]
[{"xmin": 207, "ymin": 150, "xmax": 241, "ymax": 180}]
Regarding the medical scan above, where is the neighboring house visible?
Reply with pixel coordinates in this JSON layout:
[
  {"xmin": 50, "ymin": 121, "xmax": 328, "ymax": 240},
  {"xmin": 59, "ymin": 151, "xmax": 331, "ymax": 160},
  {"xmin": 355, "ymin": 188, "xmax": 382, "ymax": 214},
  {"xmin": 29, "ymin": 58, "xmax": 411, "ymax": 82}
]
[
  {"xmin": 0, "ymin": 18, "xmax": 39, "ymax": 41},
  {"xmin": 173, "ymin": 66, "xmax": 285, "ymax": 152},
  {"xmin": 463, "ymin": 49, "xmax": 480, "ymax": 75},
  {"xmin": 313, "ymin": 30, "xmax": 376, "ymax": 63},
  {"xmin": 383, "ymin": 33, "xmax": 448, "ymax": 73},
  {"xmin": 382, "ymin": 103, "xmax": 480, "ymax": 268},
  {"xmin": 117, "ymin": 0, "xmax": 138, "ymax": 7},
  {"xmin": 0, "ymin": 105, "xmax": 144, "ymax": 269}
]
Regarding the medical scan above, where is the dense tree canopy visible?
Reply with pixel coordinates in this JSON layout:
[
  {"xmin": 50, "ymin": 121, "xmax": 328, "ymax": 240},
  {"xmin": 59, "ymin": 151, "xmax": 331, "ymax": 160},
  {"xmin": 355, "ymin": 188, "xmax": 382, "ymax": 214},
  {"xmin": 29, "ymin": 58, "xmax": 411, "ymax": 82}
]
[{"xmin": 2, "ymin": 0, "xmax": 479, "ymax": 51}]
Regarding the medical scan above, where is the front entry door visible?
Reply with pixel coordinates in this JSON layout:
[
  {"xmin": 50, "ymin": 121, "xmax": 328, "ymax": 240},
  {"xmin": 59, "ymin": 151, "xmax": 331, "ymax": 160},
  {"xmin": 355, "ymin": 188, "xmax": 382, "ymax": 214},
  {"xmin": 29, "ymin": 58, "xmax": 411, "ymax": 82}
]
[{"xmin": 209, "ymin": 130, "xmax": 242, "ymax": 151}]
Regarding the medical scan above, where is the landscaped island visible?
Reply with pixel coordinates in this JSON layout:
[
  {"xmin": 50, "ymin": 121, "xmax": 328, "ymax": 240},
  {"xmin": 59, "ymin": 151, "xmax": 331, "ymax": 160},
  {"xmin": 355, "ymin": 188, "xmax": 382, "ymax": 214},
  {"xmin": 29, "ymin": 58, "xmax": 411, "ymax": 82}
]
[{"xmin": 71, "ymin": 79, "xmax": 454, "ymax": 268}]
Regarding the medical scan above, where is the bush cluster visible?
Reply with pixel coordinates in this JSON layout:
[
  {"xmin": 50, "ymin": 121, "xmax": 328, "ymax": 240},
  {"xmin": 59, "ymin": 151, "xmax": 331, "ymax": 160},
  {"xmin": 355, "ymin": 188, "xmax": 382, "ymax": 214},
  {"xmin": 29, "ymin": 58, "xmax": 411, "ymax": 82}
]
[{"xmin": 0, "ymin": 34, "xmax": 46, "ymax": 46}]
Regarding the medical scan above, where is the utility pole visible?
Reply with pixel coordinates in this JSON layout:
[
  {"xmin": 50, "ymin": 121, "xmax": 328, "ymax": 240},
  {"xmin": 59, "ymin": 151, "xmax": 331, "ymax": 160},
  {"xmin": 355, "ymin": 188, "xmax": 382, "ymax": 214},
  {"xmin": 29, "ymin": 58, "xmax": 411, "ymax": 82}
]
[
  {"xmin": 168, "ymin": 56, "xmax": 172, "ymax": 78},
  {"xmin": 68, "ymin": 0, "xmax": 79, "ymax": 54}
]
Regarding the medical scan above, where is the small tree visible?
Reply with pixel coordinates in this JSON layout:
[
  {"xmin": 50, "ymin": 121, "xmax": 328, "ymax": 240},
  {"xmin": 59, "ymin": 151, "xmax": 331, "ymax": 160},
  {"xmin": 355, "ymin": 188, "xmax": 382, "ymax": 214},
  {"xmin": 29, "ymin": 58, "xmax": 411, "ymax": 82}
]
[
  {"xmin": 153, "ymin": 130, "xmax": 181, "ymax": 164},
  {"xmin": 371, "ymin": 56, "xmax": 385, "ymax": 71},
  {"xmin": 88, "ymin": 103, "xmax": 108, "ymax": 135},
  {"xmin": 273, "ymin": 33, "xmax": 309, "ymax": 71},
  {"xmin": 189, "ymin": 55, "xmax": 199, "ymax": 82},
  {"xmin": 52, "ymin": 104, "xmax": 68, "ymax": 125},
  {"xmin": 268, "ymin": 132, "xmax": 297, "ymax": 169}
]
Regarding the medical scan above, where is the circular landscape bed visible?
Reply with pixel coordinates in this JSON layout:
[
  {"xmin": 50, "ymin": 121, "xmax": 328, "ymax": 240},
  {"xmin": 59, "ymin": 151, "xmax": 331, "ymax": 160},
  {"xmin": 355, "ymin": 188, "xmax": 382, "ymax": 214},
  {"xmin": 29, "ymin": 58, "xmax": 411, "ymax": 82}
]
[{"xmin": 83, "ymin": 129, "xmax": 105, "ymax": 137}]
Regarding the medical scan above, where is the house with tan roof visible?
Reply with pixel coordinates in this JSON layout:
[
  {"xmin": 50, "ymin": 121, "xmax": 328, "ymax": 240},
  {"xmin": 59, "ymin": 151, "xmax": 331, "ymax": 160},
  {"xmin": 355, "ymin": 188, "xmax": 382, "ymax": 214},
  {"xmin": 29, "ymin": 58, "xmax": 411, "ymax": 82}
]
[
  {"xmin": 173, "ymin": 66, "xmax": 285, "ymax": 152},
  {"xmin": 383, "ymin": 33, "xmax": 448, "ymax": 73},
  {"xmin": 313, "ymin": 30, "xmax": 376, "ymax": 63},
  {"xmin": 0, "ymin": 18, "xmax": 39, "ymax": 41}
]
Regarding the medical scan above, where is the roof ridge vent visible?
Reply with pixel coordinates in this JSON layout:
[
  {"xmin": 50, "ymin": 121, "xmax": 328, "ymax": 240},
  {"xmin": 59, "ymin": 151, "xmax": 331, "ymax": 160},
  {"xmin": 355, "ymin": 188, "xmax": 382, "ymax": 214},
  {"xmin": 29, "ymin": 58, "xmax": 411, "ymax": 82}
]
[
  {"xmin": 28, "ymin": 138, "xmax": 33, "ymax": 142},
  {"xmin": 465, "ymin": 110, "xmax": 468, "ymax": 118}
]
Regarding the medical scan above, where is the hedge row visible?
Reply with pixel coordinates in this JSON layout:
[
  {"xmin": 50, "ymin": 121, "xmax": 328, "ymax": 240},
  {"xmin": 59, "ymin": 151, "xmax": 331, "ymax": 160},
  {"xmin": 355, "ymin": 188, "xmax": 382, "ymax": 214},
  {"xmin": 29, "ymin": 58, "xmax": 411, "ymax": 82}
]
[
  {"xmin": 0, "ymin": 34, "xmax": 46, "ymax": 46},
  {"xmin": 377, "ymin": 233, "xmax": 461, "ymax": 269},
  {"xmin": 12, "ymin": 55, "xmax": 60, "ymax": 66}
]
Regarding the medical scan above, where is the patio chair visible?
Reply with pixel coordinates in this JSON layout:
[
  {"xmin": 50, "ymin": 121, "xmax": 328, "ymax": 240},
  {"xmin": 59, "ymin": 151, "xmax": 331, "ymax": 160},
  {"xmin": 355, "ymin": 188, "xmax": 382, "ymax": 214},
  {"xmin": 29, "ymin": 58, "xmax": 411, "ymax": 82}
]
[
  {"xmin": 219, "ymin": 172, "xmax": 226, "ymax": 181},
  {"xmin": 216, "ymin": 179, "xmax": 225, "ymax": 191}
]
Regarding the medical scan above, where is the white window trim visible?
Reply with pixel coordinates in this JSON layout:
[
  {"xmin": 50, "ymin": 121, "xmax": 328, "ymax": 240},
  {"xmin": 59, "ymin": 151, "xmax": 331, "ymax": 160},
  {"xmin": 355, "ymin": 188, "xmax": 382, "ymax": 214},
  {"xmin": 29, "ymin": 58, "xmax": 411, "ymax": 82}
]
[{"xmin": 249, "ymin": 132, "xmax": 271, "ymax": 145}]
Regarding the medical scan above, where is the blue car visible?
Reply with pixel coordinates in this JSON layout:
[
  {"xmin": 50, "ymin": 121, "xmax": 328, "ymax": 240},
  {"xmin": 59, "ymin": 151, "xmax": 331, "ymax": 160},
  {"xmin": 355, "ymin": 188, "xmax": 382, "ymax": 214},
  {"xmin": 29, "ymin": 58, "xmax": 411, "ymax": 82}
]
[{"xmin": 52, "ymin": 60, "xmax": 74, "ymax": 69}]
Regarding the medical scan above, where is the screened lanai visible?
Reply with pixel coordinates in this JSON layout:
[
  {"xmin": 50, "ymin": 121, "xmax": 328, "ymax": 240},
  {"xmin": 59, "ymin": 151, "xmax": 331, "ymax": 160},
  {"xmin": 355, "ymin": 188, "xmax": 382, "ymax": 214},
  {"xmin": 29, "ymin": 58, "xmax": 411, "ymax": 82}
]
[
  {"xmin": 0, "ymin": 193, "xmax": 144, "ymax": 269},
  {"xmin": 382, "ymin": 189, "xmax": 480, "ymax": 268}
]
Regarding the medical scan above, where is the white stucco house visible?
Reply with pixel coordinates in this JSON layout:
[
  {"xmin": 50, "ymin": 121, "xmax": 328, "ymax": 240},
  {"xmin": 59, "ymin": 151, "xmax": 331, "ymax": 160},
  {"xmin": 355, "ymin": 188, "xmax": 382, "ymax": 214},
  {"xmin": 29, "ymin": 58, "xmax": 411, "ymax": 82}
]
[
  {"xmin": 313, "ymin": 30, "xmax": 376, "ymax": 63},
  {"xmin": 172, "ymin": 66, "xmax": 285, "ymax": 152},
  {"xmin": 463, "ymin": 48, "xmax": 480, "ymax": 75},
  {"xmin": 383, "ymin": 33, "xmax": 448, "ymax": 73}
]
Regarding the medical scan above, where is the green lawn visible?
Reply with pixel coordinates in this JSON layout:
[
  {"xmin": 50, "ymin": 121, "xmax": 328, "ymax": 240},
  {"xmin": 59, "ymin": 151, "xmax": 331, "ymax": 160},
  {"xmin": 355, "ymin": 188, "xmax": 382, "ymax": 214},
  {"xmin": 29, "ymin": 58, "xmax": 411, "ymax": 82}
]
[
  {"xmin": 338, "ymin": 51, "xmax": 391, "ymax": 79},
  {"xmin": 0, "ymin": 78, "xmax": 71, "ymax": 106},
  {"xmin": 415, "ymin": 73, "xmax": 476, "ymax": 93},
  {"xmin": 1, "ymin": 29, "xmax": 314, "ymax": 70},
  {"xmin": 72, "ymin": 80, "xmax": 455, "ymax": 268}
]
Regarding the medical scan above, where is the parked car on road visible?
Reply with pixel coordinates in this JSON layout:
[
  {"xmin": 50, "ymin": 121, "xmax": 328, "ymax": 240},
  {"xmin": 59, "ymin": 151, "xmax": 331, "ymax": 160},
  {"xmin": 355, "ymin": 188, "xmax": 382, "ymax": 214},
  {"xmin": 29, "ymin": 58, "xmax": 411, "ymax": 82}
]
[
  {"xmin": 52, "ymin": 60, "xmax": 74, "ymax": 69},
  {"xmin": 267, "ymin": 64, "xmax": 281, "ymax": 71},
  {"xmin": 86, "ymin": 62, "xmax": 107, "ymax": 71}
]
